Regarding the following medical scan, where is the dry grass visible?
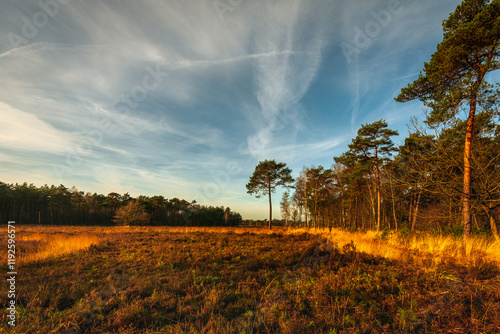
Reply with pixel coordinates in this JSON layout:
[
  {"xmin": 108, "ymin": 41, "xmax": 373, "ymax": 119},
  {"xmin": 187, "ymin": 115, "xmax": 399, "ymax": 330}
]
[
  {"xmin": 10, "ymin": 226, "xmax": 284, "ymax": 266},
  {"xmin": 17, "ymin": 233, "xmax": 100, "ymax": 264},
  {"xmin": 1, "ymin": 225, "xmax": 499, "ymax": 333},
  {"xmin": 289, "ymin": 227, "xmax": 500, "ymax": 268},
  {"xmin": 10, "ymin": 225, "xmax": 500, "ymax": 268},
  {"xmin": 5, "ymin": 226, "xmax": 102, "ymax": 266}
]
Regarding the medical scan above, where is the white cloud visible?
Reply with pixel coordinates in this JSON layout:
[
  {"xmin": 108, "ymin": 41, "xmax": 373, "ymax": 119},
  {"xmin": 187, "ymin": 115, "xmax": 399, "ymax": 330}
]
[
  {"xmin": 0, "ymin": 101, "xmax": 73, "ymax": 153},
  {"xmin": 244, "ymin": 0, "xmax": 331, "ymax": 161}
]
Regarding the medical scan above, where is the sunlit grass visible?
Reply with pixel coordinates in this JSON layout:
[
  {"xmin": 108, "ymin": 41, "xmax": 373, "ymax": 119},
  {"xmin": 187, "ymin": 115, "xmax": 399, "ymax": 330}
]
[
  {"xmin": 11, "ymin": 225, "xmax": 500, "ymax": 269},
  {"xmin": 13, "ymin": 225, "xmax": 283, "ymax": 266},
  {"xmin": 17, "ymin": 231, "xmax": 101, "ymax": 265},
  {"xmin": 4, "ymin": 225, "xmax": 500, "ymax": 333},
  {"xmin": 289, "ymin": 227, "xmax": 500, "ymax": 268}
]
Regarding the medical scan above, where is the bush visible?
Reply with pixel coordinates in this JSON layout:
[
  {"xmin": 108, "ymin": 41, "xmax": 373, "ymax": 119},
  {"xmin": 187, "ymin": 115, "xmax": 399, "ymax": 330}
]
[{"xmin": 113, "ymin": 201, "xmax": 150, "ymax": 226}]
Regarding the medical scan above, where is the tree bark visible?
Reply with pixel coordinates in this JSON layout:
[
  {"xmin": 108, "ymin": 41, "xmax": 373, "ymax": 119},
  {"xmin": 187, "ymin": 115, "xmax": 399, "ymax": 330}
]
[
  {"xmin": 354, "ymin": 195, "xmax": 359, "ymax": 230},
  {"xmin": 314, "ymin": 179, "xmax": 318, "ymax": 229},
  {"xmin": 389, "ymin": 172, "xmax": 398, "ymax": 230},
  {"xmin": 463, "ymin": 97, "xmax": 476, "ymax": 240},
  {"xmin": 304, "ymin": 179, "xmax": 309, "ymax": 229},
  {"xmin": 268, "ymin": 185, "xmax": 272, "ymax": 230},
  {"xmin": 411, "ymin": 192, "xmax": 421, "ymax": 231},
  {"xmin": 482, "ymin": 203, "xmax": 499, "ymax": 241},
  {"xmin": 449, "ymin": 197, "xmax": 453, "ymax": 226},
  {"xmin": 376, "ymin": 164, "xmax": 381, "ymax": 233},
  {"xmin": 348, "ymin": 195, "xmax": 353, "ymax": 230},
  {"xmin": 463, "ymin": 53, "xmax": 490, "ymax": 239},
  {"xmin": 367, "ymin": 180, "xmax": 376, "ymax": 230}
]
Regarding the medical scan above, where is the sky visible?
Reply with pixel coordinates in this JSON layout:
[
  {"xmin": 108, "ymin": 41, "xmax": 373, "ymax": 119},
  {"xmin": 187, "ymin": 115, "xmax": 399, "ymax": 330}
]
[{"xmin": 0, "ymin": 0, "xmax": 464, "ymax": 220}]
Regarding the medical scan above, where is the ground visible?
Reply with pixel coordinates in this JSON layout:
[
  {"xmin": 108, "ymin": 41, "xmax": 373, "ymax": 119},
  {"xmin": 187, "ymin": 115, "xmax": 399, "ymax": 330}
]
[{"xmin": 1, "ymin": 226, "xmax": 499, "ymax": 333}]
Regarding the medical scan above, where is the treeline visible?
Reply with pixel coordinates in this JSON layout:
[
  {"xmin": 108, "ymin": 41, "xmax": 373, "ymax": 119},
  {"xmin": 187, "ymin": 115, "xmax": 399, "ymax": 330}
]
[
  {"xmin": 0, "ymin": 182, "xmax": 242, "ymax": 226},
  {"xmin": 281, "ymin": 112, "xmax": 500, "ymax": 239}
]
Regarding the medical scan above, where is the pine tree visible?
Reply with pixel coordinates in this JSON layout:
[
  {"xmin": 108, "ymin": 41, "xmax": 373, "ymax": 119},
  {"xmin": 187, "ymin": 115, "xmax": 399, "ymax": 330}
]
[
  {"xmin": 339, "ymin": 120, "xmax": 398, "ymax": 232},
  {"xmin": 246, "ymin": 160, "xmax": 294, "ymax": 229},
  {"xmin": 396, "ymin": 0, "xmax": 500, "ymax": 239}
]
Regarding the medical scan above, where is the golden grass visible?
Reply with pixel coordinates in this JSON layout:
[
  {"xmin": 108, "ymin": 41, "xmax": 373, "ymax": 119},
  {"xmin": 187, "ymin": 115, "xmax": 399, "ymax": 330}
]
[
  {"xmin": 17, "ymin": 232, "xmax": 101, "ymax": 265},
  {"xmin": 289, "ymin": 227, "xmax": 500, "ymax": 268},
  {"xmin": 12, "ymin": 225, "xmax": 284, "ymax": 266},
  {"xmin": 9, "ymin": 225, "xmax": 500, "ymax": 333},
  {"xmin": 11, "ymin": 225, "xmax": 500, "ymax": 269}
]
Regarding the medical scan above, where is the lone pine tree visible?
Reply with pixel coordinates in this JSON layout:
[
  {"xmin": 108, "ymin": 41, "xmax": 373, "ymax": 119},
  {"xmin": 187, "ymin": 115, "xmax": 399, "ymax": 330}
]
[{"xmin": 246, "ymin": 160, "xmax": 294, "ymax": 229}]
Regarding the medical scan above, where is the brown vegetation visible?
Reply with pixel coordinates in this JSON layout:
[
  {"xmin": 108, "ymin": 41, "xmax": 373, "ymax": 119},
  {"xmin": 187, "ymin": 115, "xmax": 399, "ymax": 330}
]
[{"xmin": 1, "ymin": 226, "xmax": 499, "ymax": 333}]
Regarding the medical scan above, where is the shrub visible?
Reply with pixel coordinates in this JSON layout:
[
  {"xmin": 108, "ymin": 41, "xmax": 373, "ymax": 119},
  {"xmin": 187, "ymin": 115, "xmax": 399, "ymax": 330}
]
[{"xmin": 113, "ymin": 201, "xmax": 150, "ymax": 226}]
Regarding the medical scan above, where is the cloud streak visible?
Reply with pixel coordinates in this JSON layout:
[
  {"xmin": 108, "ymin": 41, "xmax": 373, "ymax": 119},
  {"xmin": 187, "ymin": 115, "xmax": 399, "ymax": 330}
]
[{"xmin": 0, "ymin": 0, "xmax": 464, "ymax": 218}]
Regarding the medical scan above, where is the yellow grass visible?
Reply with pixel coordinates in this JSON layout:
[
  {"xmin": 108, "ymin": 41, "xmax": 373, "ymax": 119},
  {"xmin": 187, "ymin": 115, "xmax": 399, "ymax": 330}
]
[
  {"xmin": 12, "ymin": 225, "xmax": 500, "ymax": 269},
  {"xmin": 18, "ymin": 232, "xmax": 101, "ymax": 264},
  {"xmin": 13, "ymin": 225, "xmax": 283, "ymax": 266},
  {"xmin": 289, "ymin": 227, "xmax": 500, "ymax": 268}
]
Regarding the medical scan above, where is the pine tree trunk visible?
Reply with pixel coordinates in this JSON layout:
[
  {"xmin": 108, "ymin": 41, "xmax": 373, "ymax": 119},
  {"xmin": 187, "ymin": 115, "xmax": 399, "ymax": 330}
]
[
  {"xmin": 342, "ymin": 194, "xmax": 346, "ymax": 229},
  {"xmin": 482, "ymin": 203, "xmax": 499, "ymax": 241},
  {"xmin": 298, "ymin": 206, "xmax": 302, "ymax": 227},
  {"xmin": 411, "ymin": 192, "xmax": 421, "ymax": 231},
  {"xmin": 348, "ymin": 195, "xmax": 353, "ymax": 230},
  {"xmin": 375, "ymin": 161, "xmax": 381, "ymax": 233},
  {"xmin": 390, "ymin": 175, "xmax": 398, "ymax": 231},
  {"xmin": 268, "ymin": 189, "xmax": 272, "ymax": 230},
  {"xmin": 463, "ymin": 98, "xmax": 476, "ymax": 240},
  {"xmin": 368, "ymin": 181, "xmax": 376, "ymax": 230},
  {"xmin": 304, "ymin": 184, "xmax": 309, "ymax": 229},
  {"xmin": 314, "ymin": 182, "xmax": 318, "ymax": 229},
  {"xmin": 354, "ymin": 195, "xmax": 359, "ymax": 230}
]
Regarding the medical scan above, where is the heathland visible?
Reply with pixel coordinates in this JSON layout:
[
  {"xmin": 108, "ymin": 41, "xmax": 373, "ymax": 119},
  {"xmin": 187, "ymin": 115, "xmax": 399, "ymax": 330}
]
[{"xmin": 1, "ymin": 226, "xmax": 499, "ymax": 333}]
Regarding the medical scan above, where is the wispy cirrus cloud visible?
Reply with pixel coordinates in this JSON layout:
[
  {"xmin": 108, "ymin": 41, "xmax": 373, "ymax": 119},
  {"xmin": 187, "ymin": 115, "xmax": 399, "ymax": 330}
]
[
  {"xmin": 0, "ymin": 0, "xmax": 464, "ymax": 219},
  {"xmin": 246, "ymin": 0, "xmax": 333, "ymax": 161}
]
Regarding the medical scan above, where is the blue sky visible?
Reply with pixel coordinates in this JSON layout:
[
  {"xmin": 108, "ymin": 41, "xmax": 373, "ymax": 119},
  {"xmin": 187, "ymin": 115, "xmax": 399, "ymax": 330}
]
[{"xmin": 0, "ymin": 0, "xmax": 463, "ymax": 219}]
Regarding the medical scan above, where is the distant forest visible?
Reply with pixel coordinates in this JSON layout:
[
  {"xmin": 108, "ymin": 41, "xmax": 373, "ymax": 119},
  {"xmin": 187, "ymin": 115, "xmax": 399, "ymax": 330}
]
[{"xmin": 0, "ymin": 182, "xmax": 242, "ymax": 227}]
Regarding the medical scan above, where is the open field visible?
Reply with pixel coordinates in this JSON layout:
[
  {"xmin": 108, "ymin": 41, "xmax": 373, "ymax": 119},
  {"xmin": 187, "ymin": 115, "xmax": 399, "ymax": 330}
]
[{"xmin": 1, "ymin": 226, "xmax": 500, "ymax": 333}]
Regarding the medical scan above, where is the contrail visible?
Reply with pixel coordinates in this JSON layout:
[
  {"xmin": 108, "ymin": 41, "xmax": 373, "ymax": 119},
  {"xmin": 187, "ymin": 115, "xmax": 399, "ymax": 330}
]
[
  {"xmin": 0, "ymin": 42, "xmax": 52, "ymax": 59},
  {"xmin": 0, "ymin": 42, "xmax": 116, "ymax": 60},
  {"xmin": 163, "ymin": 50, "xmax": 298, "ymax": 69},
  {"xmin": 390, "ymin": 72, "xmax": 420, "ymax": 82}
]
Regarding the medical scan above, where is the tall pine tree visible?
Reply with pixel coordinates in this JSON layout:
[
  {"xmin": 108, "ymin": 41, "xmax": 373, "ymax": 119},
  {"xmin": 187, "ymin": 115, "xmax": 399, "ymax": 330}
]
[
  {"xmin": 246, "ymin": 160, "xmax": 294, "ymax": 229},
  {"xmin": 338, "ymin": 120, "xmax": 398, "ymax": 232},
  {"xmin": 396, "ymin": 0, "xmax": 500, "ymax": 239}
]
